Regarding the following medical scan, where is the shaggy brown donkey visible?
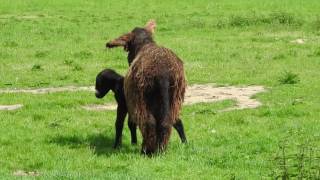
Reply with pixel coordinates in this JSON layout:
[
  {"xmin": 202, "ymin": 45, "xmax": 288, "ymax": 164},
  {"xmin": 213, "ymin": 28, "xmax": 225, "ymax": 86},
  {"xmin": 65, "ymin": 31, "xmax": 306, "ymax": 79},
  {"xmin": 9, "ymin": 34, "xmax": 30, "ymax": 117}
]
[
  {"xmin": 106, "ymin": 20, "xmax": 186, "ymax": 155},
  {"xmin": 95, "ymin": 68, "xmax": 187, "ymax": 149}
]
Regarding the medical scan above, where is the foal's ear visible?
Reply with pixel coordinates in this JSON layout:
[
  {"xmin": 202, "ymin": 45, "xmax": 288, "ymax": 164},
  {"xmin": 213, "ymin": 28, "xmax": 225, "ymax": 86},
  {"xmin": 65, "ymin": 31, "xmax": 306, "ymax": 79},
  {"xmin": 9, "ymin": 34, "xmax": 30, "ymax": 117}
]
[{"xmin": 145, "ymin": 19, "xmax": 156, "ymax": 34}]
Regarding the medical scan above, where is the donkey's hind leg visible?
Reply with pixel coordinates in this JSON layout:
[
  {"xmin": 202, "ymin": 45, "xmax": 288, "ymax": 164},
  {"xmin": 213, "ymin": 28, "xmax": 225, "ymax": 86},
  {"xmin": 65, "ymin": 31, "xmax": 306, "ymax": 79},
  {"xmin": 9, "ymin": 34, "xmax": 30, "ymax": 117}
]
[{"xmin": 140, "ymin": 114, "xmax": 157, "ymax": 155}]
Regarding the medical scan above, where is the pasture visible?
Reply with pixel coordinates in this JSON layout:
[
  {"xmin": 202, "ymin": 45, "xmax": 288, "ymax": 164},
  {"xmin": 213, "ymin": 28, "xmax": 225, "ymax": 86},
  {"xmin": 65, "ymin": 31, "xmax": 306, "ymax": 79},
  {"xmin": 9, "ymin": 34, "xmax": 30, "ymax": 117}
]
[{"xmin": 0, "ymin": 0, "xmax": 320, "ymax": 178}]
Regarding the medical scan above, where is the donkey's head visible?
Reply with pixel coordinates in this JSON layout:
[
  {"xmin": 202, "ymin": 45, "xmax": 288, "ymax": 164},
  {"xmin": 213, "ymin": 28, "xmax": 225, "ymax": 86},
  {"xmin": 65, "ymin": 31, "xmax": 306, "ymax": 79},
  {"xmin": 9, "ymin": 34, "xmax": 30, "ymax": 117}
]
[{"xmin": 106, "ymin": 20, "xmax": 156, "ymax": 53}]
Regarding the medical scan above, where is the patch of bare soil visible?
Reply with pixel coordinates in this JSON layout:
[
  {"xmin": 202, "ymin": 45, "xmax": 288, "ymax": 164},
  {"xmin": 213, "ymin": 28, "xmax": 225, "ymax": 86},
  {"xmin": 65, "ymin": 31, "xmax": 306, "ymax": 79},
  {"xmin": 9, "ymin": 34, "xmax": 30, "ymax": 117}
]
[
  {"xmin": 290, "ymin": 38, "xmax": 305, "ymax": 44},
  {"xmin": 0, "ymin": 84, "xmax": 266, "ymax": 112},
  {"xmin": 0, "ymin": 86, "xmax": 94, "ymax": 94},
  {"xmin": 81, "ymin": 84, "xmax": 266, "ymax": 112},
  {"xmin": 0, "ymin": 14, "xmax": 46, "ymax": 19},
  {"xmin": 185, "ymin": 84, "xmax": 266, "ymax": 111},
  {"xmin": 13, "ymin": 170, "xmax": 39, "ymax": 176},
  {"xmin": 0, "ymin": 104, "xmax": 23, "ymax": 111},
  {"xmin": 81, "ymin": 103, "xmax": 117, "ymax": 111}
]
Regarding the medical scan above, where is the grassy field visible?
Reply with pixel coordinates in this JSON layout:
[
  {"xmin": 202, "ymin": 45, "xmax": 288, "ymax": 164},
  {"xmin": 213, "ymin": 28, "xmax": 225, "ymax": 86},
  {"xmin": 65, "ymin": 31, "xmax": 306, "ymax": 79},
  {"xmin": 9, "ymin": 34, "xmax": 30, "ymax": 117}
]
[{"xmin": 1, "ymin": 0, "xmax": 320, "ymax": 179}]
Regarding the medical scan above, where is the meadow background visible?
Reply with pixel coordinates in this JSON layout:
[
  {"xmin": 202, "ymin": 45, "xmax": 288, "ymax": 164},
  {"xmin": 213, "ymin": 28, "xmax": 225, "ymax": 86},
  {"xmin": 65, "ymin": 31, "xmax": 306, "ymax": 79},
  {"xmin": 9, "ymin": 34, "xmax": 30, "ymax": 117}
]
[{"xmin": 0, "ymin": 0, "xmax": 319, "ymax": 178}]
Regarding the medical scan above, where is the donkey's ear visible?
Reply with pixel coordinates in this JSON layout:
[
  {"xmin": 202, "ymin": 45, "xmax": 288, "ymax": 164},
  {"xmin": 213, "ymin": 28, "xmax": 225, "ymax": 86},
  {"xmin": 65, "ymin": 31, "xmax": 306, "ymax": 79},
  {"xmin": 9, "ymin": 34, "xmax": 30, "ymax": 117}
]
[
  {"xmin": 145, "ymin": 19, "xmax": 156, "ymax": 34},
  {"xmin": 106, "ymin": 32, "xmax": 133, "ymax": 49}
]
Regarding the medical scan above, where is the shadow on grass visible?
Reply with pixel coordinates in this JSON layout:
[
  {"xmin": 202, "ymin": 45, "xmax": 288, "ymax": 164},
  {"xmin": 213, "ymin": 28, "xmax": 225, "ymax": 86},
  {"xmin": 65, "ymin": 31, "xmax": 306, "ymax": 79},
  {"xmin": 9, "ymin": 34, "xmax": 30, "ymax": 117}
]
[{"xmin": 48, "ymin": 133, "xmax": 137, "ymax": 156}]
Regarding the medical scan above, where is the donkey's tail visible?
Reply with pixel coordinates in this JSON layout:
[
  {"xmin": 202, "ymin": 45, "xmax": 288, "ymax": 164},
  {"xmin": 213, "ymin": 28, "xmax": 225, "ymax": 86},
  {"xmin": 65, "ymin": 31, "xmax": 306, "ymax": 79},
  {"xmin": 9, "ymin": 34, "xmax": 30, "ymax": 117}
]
[{"xmin": 156, "ymin": 77, "xmax": 172, "ymax": 151}]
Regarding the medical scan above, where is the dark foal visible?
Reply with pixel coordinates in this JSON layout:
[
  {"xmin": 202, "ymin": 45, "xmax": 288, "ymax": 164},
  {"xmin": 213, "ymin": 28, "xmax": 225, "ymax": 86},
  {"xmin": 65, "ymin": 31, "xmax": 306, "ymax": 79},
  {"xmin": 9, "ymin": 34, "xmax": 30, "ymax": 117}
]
[
  {"xmin": 95, "ymin": 68, "xmax": 136, "ymax": 148},
  {"xmin": 95, "ymin": 68, "xmax": 187, "ymax": 148}
]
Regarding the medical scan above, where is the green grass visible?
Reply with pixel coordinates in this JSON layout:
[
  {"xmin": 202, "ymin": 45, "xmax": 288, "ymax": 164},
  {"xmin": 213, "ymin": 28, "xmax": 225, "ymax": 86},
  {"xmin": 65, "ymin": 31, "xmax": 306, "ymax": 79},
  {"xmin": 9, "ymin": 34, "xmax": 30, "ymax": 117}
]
[{"xmin": 1, "ymin": 0, "xmax": 320, "ymax": 178}]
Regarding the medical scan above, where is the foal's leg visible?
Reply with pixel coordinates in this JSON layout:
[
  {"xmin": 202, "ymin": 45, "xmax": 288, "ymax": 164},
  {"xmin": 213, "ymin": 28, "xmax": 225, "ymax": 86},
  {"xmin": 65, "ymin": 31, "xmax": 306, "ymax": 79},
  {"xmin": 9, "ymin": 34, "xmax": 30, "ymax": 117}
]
[{"xmin": 113, "ymin": 105, "xmax": 127, "ymax": 148}]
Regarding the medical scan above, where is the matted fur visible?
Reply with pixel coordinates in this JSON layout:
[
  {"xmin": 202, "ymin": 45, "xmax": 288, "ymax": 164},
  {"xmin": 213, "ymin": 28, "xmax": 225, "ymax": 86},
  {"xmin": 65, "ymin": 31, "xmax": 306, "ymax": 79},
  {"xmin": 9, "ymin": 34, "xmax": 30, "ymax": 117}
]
[{"xmin": 124, "ymin": 43, "xmax": 186, "ymax": 131}]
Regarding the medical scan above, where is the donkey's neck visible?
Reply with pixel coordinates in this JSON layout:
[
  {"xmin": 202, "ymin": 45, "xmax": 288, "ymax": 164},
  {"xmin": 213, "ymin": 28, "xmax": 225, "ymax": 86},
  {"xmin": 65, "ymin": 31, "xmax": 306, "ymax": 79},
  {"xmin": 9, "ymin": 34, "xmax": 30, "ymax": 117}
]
[{"xmin": 127, "ymin": 41, "xmax": 155, "ymax": 65}]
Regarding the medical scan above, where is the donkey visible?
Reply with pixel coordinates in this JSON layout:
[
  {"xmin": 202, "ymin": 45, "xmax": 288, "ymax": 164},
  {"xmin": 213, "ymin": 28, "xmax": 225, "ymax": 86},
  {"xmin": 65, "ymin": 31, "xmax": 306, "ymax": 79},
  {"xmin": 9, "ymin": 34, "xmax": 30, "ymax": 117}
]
[{"xmin": 106, "ymin": 20, "xmax": 186, "ymax": 155}]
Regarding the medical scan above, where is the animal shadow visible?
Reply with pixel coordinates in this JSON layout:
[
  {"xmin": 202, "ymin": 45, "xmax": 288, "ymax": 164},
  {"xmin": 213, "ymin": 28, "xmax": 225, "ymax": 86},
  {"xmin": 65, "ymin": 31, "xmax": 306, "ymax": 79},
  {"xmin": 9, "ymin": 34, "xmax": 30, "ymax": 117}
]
[{"xmin": 49, "ymin": 133, "xmax": 136, "ymax": 156}]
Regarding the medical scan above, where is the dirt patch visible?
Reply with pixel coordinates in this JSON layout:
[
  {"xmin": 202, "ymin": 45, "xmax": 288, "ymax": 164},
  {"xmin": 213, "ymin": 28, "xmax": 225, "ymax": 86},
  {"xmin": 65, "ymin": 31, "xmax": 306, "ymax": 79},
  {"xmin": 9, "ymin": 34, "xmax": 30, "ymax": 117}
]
[
  {"xmin": 0, "ymin": 14, "xmax": 46, "ymax": 20},
  {"xmin": 81, "ymin": 103, "xmax": 117, "ymax": 111},
  {"xmin": 13, "ymin": 170, "xmax": 39, "ymax": 176},
  {"xmin": 185, "ymin": 84, "xmax": 266, "ymax": 111},
  {"xmin": 290, "ymin": 38, "xmax": 305, "ymax": 44},
  {"xmin": 0, "ymin": 104, "xmax": 23, "ymax": 111},
  {"xmin": 0, "ymin": 84, "xmax": 266, "ymax": 112},
  {"xmin": 0, "ymin": 86, "xmax": 94, "ymax": 94},
  {"xmin": 81, "ymin": 84, "xmax": 266, "ymax": 112}
]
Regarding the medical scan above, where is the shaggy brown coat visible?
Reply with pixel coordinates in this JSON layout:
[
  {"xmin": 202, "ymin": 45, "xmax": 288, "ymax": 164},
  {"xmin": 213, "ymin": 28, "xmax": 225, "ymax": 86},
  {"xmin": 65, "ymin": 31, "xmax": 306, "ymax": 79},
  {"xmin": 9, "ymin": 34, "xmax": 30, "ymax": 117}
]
[
  {"xmin": 124, "ymin": 43, "xmax": 185, "ymax": 153},
  {"xmin": 106, "ymin": 20, "xmax": 186, "ymax": 154},
  {"xmin": 124, "ymin": 43, "xmax": 186, "ymax": 127}
]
